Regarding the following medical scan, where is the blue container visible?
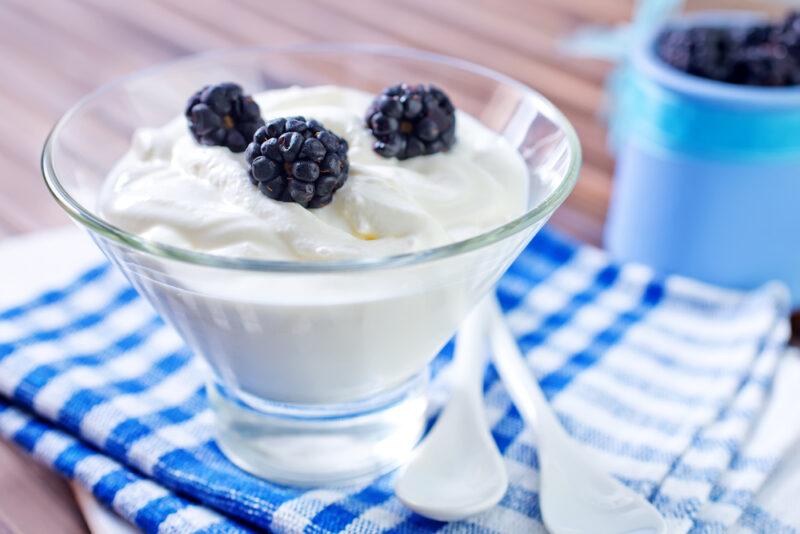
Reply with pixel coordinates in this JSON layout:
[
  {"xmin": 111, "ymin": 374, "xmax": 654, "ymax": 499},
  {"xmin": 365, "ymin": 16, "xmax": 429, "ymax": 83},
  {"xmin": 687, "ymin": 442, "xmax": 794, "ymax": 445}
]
[{"xmin": 605, "ymin": 11, "xmax": 800, "ymax": 305}]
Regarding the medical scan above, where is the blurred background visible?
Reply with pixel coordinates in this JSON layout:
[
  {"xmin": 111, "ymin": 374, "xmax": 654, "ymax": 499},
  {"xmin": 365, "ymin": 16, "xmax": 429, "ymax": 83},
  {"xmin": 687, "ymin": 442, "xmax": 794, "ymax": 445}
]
[
  {"xmin": 0, "ymin": 0, "xmax": 794, "ymax": 532},
  {"xmin": 1, "ymin": 0, "xmax": 785, "ymax": 248}
]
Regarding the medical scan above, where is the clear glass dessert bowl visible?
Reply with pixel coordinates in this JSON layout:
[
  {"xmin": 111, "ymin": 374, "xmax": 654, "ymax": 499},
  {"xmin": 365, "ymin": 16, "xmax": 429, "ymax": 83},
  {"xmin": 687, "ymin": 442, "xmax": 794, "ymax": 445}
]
[{"xmin": 42, "ymin": 45, "xmax": 581, "ymax": 486}]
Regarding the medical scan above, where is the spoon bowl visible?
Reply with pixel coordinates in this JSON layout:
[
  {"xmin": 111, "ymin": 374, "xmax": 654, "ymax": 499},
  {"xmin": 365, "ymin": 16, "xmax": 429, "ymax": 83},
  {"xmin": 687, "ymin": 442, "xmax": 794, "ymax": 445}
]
[
  {"xmin": 395, "ymin": 303, "xmax": 508, "ymax": 521},
  {"xmin": 488, "ymin": 297, "xmax": 666, "ymax": 534}
]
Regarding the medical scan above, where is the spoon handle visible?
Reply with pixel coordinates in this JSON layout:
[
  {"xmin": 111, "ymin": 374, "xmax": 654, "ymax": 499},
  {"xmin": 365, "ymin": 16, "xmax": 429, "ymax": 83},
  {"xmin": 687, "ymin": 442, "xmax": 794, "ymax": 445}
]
[
  {"xmin": 394, "ymin": 297, "xmax": 509, "ymax": 521},
  {"xmin": 487, "ymin": 298, "xmax": 567, "ymax": 442},
  {"xmin": 453, "ymin": 299, "xmax": 491, "ymax": 390},
  {"xmin": 488, "ymin": 296, "xmax": 667, "ymax": 534}
]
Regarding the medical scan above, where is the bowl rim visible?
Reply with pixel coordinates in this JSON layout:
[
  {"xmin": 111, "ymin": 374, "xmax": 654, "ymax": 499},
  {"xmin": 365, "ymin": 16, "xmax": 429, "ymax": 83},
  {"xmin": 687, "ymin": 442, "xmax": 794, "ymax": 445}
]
[{"xmin": 41, "ymin": 43, "xmax": 581, "ymax": 273}]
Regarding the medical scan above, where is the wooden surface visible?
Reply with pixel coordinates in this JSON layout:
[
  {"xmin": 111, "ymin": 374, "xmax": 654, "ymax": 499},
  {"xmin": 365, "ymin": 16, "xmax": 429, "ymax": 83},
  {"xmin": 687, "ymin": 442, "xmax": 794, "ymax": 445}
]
[
  {"xmin": 0, "ymin": 2, "xmax": 623, "ymax": 530},
  {"xmin": 0, "ymin": 0, "xmax": 623, "ymax": 245},
  {"xmin": 0, "ymin": 0, "xmax": 787, "ymax": 532}
]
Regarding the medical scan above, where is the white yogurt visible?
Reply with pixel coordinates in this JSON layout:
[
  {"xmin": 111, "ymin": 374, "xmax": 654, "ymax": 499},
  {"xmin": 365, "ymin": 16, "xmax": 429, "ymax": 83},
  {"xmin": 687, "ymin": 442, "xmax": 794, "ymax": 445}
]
[
  {"xmin": 98, "ymin": 86, "xmax": 531, "ymax": 403},
  {"xmin": 100, "ymin": 86, "xmax": 527, "ymax": 261}
]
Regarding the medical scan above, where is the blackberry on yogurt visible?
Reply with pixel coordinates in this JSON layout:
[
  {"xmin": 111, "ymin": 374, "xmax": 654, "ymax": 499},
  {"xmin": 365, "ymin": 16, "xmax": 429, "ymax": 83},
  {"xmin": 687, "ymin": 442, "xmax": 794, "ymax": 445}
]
[
  {"xmin": 185, "ymin": 82, "xmax": 265, "ymax": 152},
  {"xmin": 245, "ymin": 117, "xmax": 349, "ymax": 208},
  {"xmin": 365, "ymin": 84, "xmax": 456, "ymax": 160}
]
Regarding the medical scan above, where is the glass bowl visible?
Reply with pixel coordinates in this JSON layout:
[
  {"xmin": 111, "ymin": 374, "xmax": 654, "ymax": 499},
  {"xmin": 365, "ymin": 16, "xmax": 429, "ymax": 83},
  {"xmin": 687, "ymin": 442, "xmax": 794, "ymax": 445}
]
[{"xmin": 42, "ymin": 45, "xmax": 581, "ymax": 486}]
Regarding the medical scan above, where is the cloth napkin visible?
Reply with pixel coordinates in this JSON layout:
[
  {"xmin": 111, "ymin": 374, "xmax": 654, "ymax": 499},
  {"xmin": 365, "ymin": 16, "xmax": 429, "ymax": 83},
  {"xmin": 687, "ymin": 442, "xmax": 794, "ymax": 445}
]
[{"xmin": 0, "ymin": 228, "xmax": 795, "ymax": 533}]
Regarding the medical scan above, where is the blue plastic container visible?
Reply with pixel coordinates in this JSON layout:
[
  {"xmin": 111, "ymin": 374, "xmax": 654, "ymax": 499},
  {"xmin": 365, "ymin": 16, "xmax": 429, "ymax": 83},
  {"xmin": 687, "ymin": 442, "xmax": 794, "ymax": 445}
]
[{"xmin": 605, "ymin": 11, "xmax": 800, "ymax": 305}]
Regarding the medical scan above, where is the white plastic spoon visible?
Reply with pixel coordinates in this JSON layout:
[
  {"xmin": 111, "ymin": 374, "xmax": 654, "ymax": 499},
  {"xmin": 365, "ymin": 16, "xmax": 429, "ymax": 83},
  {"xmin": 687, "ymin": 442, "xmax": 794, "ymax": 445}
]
[
  {"xmin": 395, "ymin": 300, "xmax": 509, "ymax": 521},
  {"xmin": 488, "ymin": 297, "xmax": 666, "ymax": 534}
]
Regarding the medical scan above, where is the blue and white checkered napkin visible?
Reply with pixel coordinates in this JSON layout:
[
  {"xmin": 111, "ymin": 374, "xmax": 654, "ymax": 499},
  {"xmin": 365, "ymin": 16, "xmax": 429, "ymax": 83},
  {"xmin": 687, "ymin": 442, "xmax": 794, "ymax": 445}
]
[{"xmin": 0, "ymin": 229, "xmax": 795, "ymax": 533}]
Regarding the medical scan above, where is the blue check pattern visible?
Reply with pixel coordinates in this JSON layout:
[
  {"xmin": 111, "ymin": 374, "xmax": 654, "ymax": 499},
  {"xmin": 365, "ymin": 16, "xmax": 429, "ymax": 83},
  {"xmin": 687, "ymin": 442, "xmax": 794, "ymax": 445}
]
[{"xmin": 0, "ymin": 229, "xmax": 794, "ymax": 533}]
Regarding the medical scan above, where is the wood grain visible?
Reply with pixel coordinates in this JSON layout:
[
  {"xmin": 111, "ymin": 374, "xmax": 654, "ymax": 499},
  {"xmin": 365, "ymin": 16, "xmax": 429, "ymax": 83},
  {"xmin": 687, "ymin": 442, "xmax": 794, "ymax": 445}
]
[
  {"xmin": 2, "ymin": 1, "xmax": 791, "ymax": 532},
  {"xmin": 0, "ymin": 0, "xmax": 623, "ymax": 242},
  {"xmin": 0, "ymin": 440, "xmax": 88, "ymax": 533},
  {"xmin": 0, "ymin": 2, "xmax": 622, "ymax": 530}
]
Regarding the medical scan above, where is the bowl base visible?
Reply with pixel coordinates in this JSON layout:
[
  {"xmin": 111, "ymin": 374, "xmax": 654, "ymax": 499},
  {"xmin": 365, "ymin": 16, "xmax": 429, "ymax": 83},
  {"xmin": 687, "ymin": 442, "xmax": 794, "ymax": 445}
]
[{"xmin": 208, "ymin": 371, "xmax": 428, "ymax": 487}]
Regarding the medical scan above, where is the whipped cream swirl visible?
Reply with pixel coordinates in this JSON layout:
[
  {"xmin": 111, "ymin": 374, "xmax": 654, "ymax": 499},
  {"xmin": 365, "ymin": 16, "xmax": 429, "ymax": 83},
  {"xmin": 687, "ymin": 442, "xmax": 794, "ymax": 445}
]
[{"xmin": 100, "ymin": 86, "xmax": 529, "ymax": 261}]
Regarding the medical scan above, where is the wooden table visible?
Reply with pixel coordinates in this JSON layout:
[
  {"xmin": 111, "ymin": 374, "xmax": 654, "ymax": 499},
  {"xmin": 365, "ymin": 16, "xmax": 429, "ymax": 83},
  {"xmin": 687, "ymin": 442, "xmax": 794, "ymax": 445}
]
[{"xmin": 0, "ymin": 0, "xmax": 789, "ymax": 531}]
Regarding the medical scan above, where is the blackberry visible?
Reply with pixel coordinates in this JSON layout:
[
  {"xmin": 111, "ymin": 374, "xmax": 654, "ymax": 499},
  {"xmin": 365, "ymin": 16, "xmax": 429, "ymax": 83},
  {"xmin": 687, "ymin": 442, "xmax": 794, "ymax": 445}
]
[
  {"xmin": 778, "ymin": 11, "xmax": 800, "ymax": 61},
  {"xmin": 657, "ymin": 12, "xmax": 800, "ymax": 87},
  {"xmin": 730, "ymin": 45, "xmax": 799, "ymax": 86},
  {"xmin": 658, "ymin": 27, "xmax": 733, "ymax": 82},
  {"xmin": 365, "ymin": 84, "xmax": 456, "ymax": 160},
  {"xmin": 245, "ymin": 117, "xmax": 349, "ymax": 209},
  {"xmin": 656, "ymin": 29, "xmax": 693, "ymax": 72},
  {"xmin": 185, "ymin": 82, "xmax": 265, "ymax": 153},
  {"xmin": 730, "ymin": 24, "xmax": 775, "ymax": 48}
]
